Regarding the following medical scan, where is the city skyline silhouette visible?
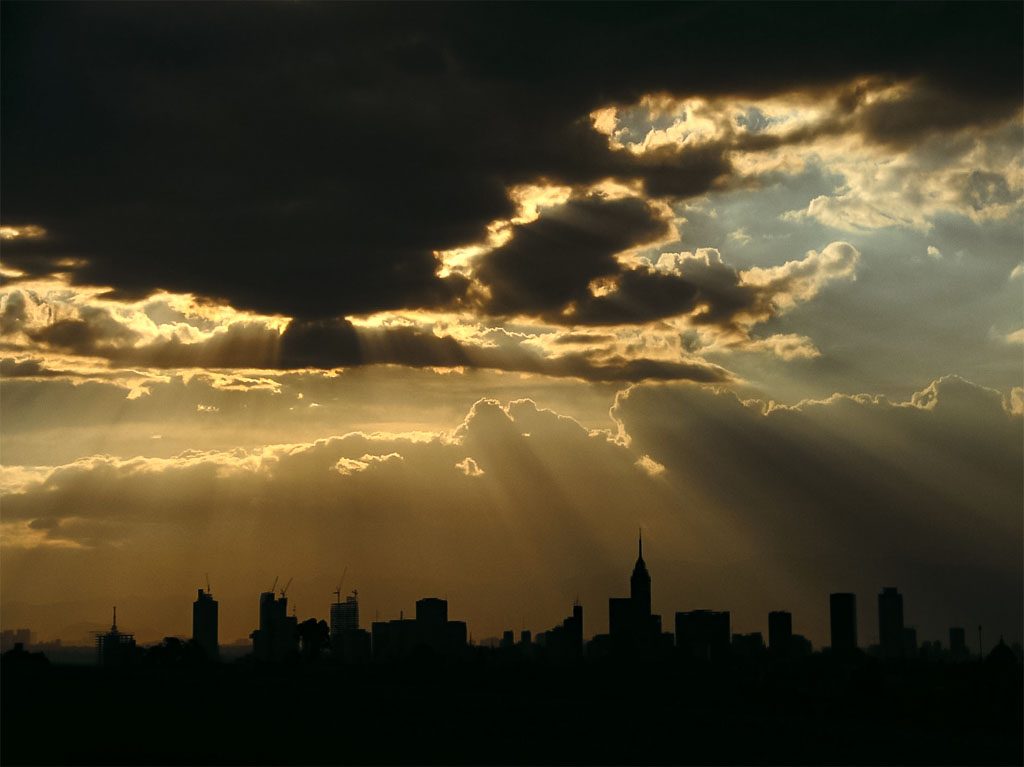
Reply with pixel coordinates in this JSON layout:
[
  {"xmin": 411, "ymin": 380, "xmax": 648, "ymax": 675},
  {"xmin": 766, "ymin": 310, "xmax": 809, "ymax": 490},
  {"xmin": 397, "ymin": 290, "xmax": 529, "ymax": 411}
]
[
  {"xmin": 2, "ymin": 1, "xmax": 1022, "ymax": 764},
  {"xmin": 5, "ymin": 531, "xmax": 1015, "ymax": 668}
]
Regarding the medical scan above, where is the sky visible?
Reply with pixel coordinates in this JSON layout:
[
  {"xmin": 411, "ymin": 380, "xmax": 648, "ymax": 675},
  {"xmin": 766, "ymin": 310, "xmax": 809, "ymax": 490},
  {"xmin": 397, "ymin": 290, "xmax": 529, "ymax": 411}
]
[{"xmin": 1, "ymin": 2, "xmax": 1021, "ymax": 649}]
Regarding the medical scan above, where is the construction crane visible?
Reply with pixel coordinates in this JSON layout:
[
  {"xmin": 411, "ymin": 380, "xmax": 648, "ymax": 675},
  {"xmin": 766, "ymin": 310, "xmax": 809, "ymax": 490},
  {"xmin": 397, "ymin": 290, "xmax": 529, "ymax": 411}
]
[
  {"xmin": 279, "ymin": 577, "xmax": 293, "ymax": 599},
  {"xmin": 334, "ymin": 566, "xmax": 348, "ymax": 604},
  {"xmin": 270, "ymin": 576, "xmax": 279, "ymax": 594}
]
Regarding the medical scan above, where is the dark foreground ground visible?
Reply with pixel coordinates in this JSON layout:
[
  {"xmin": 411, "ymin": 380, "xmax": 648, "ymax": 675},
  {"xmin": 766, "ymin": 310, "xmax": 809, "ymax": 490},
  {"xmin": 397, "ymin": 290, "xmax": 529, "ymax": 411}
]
[{"xmin": 2, "ymin": 655, "xmax": 1021, "ymax": 765}]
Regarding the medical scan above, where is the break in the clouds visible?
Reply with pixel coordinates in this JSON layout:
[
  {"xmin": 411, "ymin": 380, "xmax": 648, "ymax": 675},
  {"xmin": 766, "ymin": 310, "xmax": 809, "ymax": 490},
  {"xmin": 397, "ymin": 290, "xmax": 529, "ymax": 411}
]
[{"xmin": 2, "ymin": 376, "xmax": 1019, "ymax": 646}]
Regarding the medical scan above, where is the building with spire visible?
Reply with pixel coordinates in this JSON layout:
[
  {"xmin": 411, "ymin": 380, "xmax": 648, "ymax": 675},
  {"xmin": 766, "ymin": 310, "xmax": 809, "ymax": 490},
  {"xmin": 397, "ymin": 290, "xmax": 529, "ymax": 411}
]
[
  {"xmin": 95, "ymin": 607, "xmax": 136, "ymax": 667},
  {"xmin": 605, "ymin": 531, "xmax": 666, "ymax": 657}
]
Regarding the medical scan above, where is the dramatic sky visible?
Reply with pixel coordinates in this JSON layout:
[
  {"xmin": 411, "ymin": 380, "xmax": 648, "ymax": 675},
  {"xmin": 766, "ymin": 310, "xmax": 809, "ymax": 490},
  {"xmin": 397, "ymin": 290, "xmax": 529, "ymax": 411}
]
[{"xmin": 2, "ymin": 2, "xmax": 1021, "ymax": 648}]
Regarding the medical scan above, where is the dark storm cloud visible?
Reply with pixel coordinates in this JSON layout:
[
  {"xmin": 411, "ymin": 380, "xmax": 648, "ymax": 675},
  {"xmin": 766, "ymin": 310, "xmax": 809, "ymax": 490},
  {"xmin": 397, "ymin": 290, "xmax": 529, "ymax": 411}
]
[
  {"xmin": 2, "ymin": 3, "xmax": 1020, "ymax": 319},
  {"xmin": 0, "ymin": 358, "xmax": 61, "ymax": 379},
  {"xmin": 477, "ymin": 199, "xmax": 856, "ymax": 327},
  {"xmin": 476, "ymin": 197, "xmax": 670, "ymax": 316},
  {"xmin": 568, "ymin": 255, "xmax": 760, "ymax": 328}
]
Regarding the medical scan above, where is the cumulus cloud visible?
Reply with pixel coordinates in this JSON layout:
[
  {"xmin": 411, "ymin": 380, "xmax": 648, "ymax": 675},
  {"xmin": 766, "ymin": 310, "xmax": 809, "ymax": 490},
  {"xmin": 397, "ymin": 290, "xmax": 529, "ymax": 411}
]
[
  {"xmin": 455, "ymin": 457, "xmax": 485, "ymax": 477},
  {"xmin": 1, "ymin": 286, "xmax": 730, "ymax": 384},
  {"xmin": 740, "ymin": 241, "xmax": 860, "ymax": 311},
  {"xmin": 740, "ymin": 333, "xmax": 821, "ymax": 361},
  {"xmin": 2, "ymin": 376, "xmax": 1020, "ymax": 646},
  {"xmin": 476, "ymin": 232, "xmax": 860, "ymax": 337}
]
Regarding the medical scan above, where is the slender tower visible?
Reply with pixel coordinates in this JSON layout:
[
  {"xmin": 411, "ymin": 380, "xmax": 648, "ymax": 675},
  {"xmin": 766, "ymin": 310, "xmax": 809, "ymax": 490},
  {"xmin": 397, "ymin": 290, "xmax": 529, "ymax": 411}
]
[
  {"xmin": 193, "ymin": 586, "xmax": 219, "ymax": 661},
  {"xmin": 630, "ymin": 529, "xmax": 652, "ymax": 618}
]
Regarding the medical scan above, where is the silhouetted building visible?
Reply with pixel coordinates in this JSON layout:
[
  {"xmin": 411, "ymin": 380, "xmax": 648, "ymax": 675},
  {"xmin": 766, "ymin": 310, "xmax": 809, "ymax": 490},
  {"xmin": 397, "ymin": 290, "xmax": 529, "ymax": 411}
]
[
  {"xmin": 501, "ymin": 630, "xmax": 515, "ymax": 650},
  {"xmin": 949, "ymin": 626, "xmax": 968, "ymax": 660},
  {"xmin": 903, "ymin": 626, "xmax": 917, "ymax": 658},
  {"xmin": 768, "ymin": 611, "xmax": 792, "ymax": 654},
  {"xmin": 417, "ymin": 597, "xmax": 448, "ymax": 625},
  {"xmin": 607, "ymin": 533, "xmax": 663, "ymax": 657},
  {"xmin": 791, "ymin": 633, "xmax": 813, "ymax": 657},
  {"xmin": 675, "ymin": 610, "xmax": 730, "ymax": 661},
  {"xmin": 95, "ymin": 607, "xmax": 136, "ymax": 667},
  {"xmin": 732, "ymin": 632, "xmax": 766, "ymax": 657},
  {"xmin": 538, "ymin": 602, "xmax": 584, "ymax": 661},
  {"xmin": 371, "ymin": 598, "xmax": 467, "ymax": 660},
  {"xmin": 519, "ymin": 630, "xmax": 532, "ymax": 646},
  {"xmin": 330, "ymin": 590, "xmax": 370, "ymax": 662},
  {"xmin": 985, "ymin": 637, "xmax": 1017, "ymax": 667},
  {"xmin": 331, "ymin": 592, "xmax": 359, "ymax": 635},
  {"xmin": 918, "ymin": 639, "xmax": 942, "ymax": 660},
  {"xmin": 878, "ymin": 587, "xmax": 904, "ymax": 659},
  {"xmin": 250, "ymin": 591, "xmax": 298, "ymax": 662},
  {"xmin": 829, "ymin": 593, "xmax": 857, "ymax": 653},
  {"xmin": 0, "ymin": 628, "xmax": 31, "ymax": 652},
  {"xmin": 372, "ymin": 615, "xmax": 417, "ymax": 660},
  {"xmin": 192, "ymin": 589, "xmax": 219, "ymax": 661}
]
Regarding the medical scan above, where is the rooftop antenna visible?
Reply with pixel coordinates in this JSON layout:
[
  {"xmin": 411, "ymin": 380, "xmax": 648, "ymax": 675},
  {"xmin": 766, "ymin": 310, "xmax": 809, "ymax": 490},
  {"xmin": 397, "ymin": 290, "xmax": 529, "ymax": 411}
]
[
  {"xmin": 205, "ymin": 573, "xmax": 211, "ymax": 594},
  {"xmin": 111, "ymin": 606, "xmax": 118, "ymax": 632}
]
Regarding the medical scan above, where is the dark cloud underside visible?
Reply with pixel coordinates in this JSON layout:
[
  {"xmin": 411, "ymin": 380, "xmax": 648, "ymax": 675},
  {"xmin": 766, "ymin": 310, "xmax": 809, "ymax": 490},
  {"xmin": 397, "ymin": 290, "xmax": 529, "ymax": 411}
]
[{"xmin": 3, "ymin": 2, "xmax": 1020, "ymax": 318}]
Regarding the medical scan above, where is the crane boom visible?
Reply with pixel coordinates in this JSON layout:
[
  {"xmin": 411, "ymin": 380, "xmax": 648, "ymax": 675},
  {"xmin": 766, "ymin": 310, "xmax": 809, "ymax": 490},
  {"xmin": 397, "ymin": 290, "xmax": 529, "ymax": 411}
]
[{"xmin": 334, "ymin": 566, "xmax": 348, "ymax": 603}]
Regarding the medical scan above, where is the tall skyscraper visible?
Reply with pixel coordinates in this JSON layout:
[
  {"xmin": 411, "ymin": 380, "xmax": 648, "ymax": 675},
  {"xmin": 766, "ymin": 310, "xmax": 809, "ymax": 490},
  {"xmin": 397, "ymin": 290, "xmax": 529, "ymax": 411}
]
[
  {"xmin": 630, "ymin": 531, "xmax": 652, "ymax": 618},
  {"xmin": 607, "ymin": 531, "xmax": 662, "ymax": 656},
  {"xmin": 949, "ymin": 626, "xmax": 968, "ymax": 660},
  {"xmin": 192, "ymin": 588, "xmax": 219, "ymax": 661},
  {"xmin": 878, "ymin": 587, "xmax": 905, "ymax": 659},
  {"xmin": 251, "ymin": 590, "xmax": 298, "ymax": 662},
  {"xmin": 829, "ymin": 593, "xmax": 858, "ymax": 652},
  {"xmin": 768, "ymin": 610, "xmax": 793, "ymax": 654}
]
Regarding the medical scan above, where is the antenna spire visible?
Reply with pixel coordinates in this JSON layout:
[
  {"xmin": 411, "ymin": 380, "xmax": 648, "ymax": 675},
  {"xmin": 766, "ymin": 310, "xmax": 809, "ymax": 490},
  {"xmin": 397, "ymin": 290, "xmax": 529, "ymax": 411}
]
[
  {"xmin": 638, "ymin": 527, "xmax": 643, "ymax": 559},
  {"xmin": 112, "ymin": 605, "xmax": 117, "ymax": 632}
]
